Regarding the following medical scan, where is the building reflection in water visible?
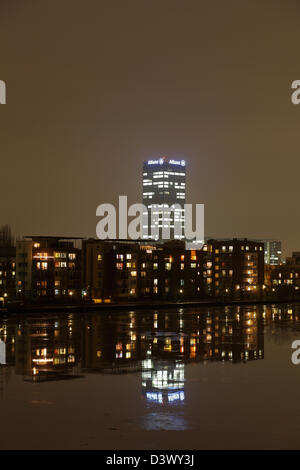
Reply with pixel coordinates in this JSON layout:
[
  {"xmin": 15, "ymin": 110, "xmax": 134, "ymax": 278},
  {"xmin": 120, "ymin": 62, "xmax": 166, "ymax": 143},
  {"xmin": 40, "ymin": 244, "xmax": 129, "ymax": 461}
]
[
  {"xmin": 0, "ymin": 306, "xmax": 268, "ymax": 384},
  {"xmin": 2, "ymin": 304, "xmax": 300, "ymax": 430},
  {"xmin": 4, "ymin": 314, "xmax": 83, "ymax": 382},
  {"xmin": 9, "ymin": 304, "xmax": 300, "ymax": 395}
]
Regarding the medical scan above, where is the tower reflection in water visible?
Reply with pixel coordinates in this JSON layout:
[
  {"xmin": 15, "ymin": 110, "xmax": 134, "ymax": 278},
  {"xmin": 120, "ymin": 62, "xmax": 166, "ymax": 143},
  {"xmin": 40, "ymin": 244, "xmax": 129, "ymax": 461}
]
[
  {"xmin": 2, "ymin": 305, "xmax": 300, "ymax": 432},
  {"xmin": 138, "ymin": 307, "xmax": 265, "ymax": 430},
  {"xmin": 141, "ymin": 359, "xmax": 187, "ymax": 431},
  {"xmin": 142, "ymin": 359, "xmax": 185, "ymax": 405}
]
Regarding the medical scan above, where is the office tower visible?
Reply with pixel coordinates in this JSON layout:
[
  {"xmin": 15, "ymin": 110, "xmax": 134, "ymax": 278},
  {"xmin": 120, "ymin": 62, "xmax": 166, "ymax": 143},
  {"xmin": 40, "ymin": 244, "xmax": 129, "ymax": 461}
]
[
  {"xmin": 256, "ymin": 239, "xmax": 282, "ymax": 265},
  {"xmin": 142, "ymin": 156, "xmax": 186, "ymax": 240}
]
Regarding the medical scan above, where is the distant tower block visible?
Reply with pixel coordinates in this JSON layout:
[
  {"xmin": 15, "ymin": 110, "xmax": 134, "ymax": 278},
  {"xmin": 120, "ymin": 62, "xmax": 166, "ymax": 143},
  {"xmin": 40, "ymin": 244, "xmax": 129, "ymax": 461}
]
[{"xmin": 142, "ymin": 156, "xmax": 186, "ymax": 240}]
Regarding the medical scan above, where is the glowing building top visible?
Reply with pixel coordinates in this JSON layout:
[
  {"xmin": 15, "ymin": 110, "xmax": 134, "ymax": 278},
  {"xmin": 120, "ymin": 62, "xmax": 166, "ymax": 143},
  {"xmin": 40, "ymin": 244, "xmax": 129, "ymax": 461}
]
[{"xmin": 142, "ymin": 156, "xmax": 186, "ymax": 240}]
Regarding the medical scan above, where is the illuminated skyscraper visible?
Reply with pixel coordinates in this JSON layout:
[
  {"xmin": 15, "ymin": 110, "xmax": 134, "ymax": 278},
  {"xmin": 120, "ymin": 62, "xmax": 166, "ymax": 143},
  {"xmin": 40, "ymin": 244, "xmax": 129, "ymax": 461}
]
[
  {"xmin": 142, "ymin": 156, "xmax": 186, "ymax": 240},
  {"xmin": 255, "ymin": 239, "xmax": 282, "ymax": 265}
]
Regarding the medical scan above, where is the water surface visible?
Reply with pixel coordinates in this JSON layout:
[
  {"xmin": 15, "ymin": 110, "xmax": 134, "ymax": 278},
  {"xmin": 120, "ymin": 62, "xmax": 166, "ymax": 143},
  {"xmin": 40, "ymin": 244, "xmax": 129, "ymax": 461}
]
[{"xmin": 0, "ymin": 304, "xmax": 299, "ymax": 449}]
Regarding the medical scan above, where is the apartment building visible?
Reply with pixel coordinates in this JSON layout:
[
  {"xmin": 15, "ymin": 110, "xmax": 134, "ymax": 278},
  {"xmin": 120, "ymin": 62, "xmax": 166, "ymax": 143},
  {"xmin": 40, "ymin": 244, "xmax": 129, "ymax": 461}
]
[{"xmin": 16, "ymin": 236, "xmax": 82, "ymax": 301}]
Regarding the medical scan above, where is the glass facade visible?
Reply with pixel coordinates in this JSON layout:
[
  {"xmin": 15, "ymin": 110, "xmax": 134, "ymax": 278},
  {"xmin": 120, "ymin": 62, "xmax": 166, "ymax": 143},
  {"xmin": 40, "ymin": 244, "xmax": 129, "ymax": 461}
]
[{"xmin": 142, "ymin": 156, "xmax": 186, "ymax": 240}]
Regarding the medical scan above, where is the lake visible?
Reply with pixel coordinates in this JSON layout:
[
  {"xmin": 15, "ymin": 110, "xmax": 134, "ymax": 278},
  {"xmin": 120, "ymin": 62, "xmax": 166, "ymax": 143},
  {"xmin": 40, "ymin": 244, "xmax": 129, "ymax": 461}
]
[{"xmin": 0, "ymin": 303, "xmax": 299, "ymax": 449}]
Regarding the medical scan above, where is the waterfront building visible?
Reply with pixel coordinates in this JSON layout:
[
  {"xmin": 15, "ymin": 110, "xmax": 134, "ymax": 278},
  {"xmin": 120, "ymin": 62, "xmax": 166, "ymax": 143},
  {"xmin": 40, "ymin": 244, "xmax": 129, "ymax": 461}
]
[
  {"xmin": 82, "ymin": 238, "xmax": 163, "ymax": 301},
  {"xmin": 82, "ymin": 238, "xmax": 265, "ymax": 302},
  {"xmin": 269, "ymin": 252, "xmax": 300, "ymax": 293},
  {"xmin": 10, "ymin": 235, "xmax": 267, "ymax": 302},
  {"xmin": 203, "ymin": 239, "xmax": 265, "ymax": 296},
  {"xmin": 16, "ymin": 236, "xmax": 82, "ymax": 300},
  {"xmin": 155, "ymin": 240, "xmax": 204, "ymax": 300},
  {"xmin": 0, "ymin": 246, "xmax": 16, "ymax": 304},
  {"xmin": 270, "ymin": 261, "xmax": 300, "ymax": 291},
  {"xmin": 0, "ymin": 225, "xmax": 16, "ymax": 304}
]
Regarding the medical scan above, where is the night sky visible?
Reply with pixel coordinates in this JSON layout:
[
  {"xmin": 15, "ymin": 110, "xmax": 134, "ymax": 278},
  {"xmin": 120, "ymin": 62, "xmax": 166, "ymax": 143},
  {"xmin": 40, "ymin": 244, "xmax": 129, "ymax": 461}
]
[{"xmin": 1, "ymin": 0, "xmax": 300, "ymax": 256}]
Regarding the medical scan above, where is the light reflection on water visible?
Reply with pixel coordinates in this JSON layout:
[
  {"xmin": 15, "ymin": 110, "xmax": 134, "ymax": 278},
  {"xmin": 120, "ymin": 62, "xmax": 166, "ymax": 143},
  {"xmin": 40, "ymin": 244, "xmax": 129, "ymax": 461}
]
[
  {"xmin": 141, "ymin": 359, "xmax": 187, "ymax": 430},
  {"xmin": 0, "ymin": 303, "xmax": 300, "ymax": 448},
  {"xmin": 0, "ymin": 304, "xmax": 265, "ymax": 381}
]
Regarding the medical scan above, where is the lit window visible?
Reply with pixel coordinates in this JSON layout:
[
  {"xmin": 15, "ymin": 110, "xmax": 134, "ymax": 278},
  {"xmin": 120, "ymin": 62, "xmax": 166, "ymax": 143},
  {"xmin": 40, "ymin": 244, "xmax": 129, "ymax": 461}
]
[
  {"xmin": 55, "ymin": 261, "xmax": 66, "ymax": 268},
  {"xmin": 55, "ymin": 252, "xmax": 67, "ymax": 258}
]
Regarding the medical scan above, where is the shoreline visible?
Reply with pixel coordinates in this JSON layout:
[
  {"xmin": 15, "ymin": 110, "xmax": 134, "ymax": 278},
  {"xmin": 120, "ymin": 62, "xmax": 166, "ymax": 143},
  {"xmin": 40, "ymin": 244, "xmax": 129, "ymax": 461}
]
[{"xmin": 1, "ymin": 297, "xmax": 300, "ymax": 314}]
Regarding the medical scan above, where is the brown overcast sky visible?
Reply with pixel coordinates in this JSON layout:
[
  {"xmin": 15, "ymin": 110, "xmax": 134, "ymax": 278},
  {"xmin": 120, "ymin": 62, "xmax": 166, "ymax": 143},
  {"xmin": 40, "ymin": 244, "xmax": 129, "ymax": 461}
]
[{"xmin": 0, "ymin": 0, "xmax": 300, "ymax": 256}]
